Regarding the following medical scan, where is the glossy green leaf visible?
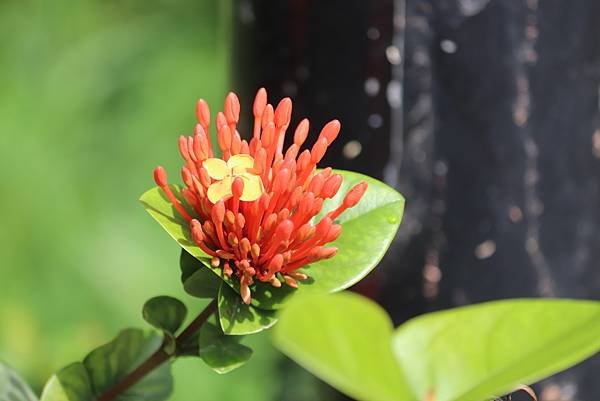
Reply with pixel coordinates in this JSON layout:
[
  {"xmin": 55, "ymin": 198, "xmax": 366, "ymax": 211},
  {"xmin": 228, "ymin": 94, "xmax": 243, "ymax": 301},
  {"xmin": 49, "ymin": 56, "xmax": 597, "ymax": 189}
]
[
  {"xmin": 198, "ymin": 321, "xmax": 253, "ymax": 374},
  {"xmin": 143, "ymin": 296, "xmax": 187, "ymax": 335},
  {"xmin": 142, "ymin": 296, "xmax": 187, "ymax": 354},
  {"xmin": 40, "ymin": 329, "xmax": 172, "ymax": 401},
  {"xmin": 140, "ymin": 186, "xmax": 237, "ymax": 286},
  {"xmin": 181, "ymin": 250, "xmax": 221, "ymax": 299},
  {"xmin": 272, "ymin": 292, "xmax": 412, "ymax": 401},
  {"xmin": 140, "ymin": 171, "xmax": 404, "ymax": 310},
  {"xmin": 275, "ymin": 293, "xmax": 600, "ymax": 401},
  {"xmin": 218, "ymin": 284, "xmax": 277, "ymax": 335},
  {"xmin": 0, "ymin": 362, "xmax": 38, "ymax": 401},
  {"xmin": 139, "ymin": 185, "xmax": 215, "ymax": 267},
  {"xmin": 250, "ymin": 170, "xmax": 405, "ymax": 309},
  {"xmin": 393, "ymin": 298, "xmax": 600, "ymax": 401},
  {"xmin": 179, "ymin": 248, "xmax": 202, "ymax": 283}
]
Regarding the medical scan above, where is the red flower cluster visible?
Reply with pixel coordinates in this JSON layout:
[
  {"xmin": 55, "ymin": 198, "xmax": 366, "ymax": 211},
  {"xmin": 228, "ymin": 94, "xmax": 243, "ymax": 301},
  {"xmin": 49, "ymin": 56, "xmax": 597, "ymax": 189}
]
[{"xmin": 154, "ymin": 89, "xmax": 367, "ymax": 304}]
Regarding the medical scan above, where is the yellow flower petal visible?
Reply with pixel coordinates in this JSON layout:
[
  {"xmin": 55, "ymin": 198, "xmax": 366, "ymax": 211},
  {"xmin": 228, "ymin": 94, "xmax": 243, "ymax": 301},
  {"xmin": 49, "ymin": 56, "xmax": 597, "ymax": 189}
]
[
  {"xmin": 207, "ymin": 176, "xmax": 234, "ymax": 203},
  {"xmin": 227, "ymin": 154, "xmax": 255, "ymax": 175},
  {"xmin": 239, "ymin": 173, "xmax": 264, "ymax": 202},
  {"xmin": 203, "ymin": 158, "xmax": 229, "ymax": 180}
]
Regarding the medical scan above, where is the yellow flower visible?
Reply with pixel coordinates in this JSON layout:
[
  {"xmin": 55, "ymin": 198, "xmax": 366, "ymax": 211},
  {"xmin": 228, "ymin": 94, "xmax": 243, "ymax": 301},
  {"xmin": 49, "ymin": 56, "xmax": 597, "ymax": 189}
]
[{"xmin": 203, "ymin": 154, "xmax": 264, "ymax": 203}]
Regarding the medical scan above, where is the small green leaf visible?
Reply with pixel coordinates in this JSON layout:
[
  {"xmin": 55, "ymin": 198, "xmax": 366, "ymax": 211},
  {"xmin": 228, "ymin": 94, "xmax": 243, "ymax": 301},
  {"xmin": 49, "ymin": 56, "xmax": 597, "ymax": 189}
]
[
  {"xmin": 181, "ymin": 250, "xmax": 221, "ymax": 298},
  {"xmin": 393, "ymin": 299, "xmax": 600, "ymax": 401},
  {"xmin": 40, "ymin": 329, "xmax": 172, "ymax": 401},
  {"xmin": 142, "ymin": 296, "xmax": 187, "ymax": 354},
  {"xmin": 273, "ymin": 292, "xmax": 412, "ymax": 401},
  {"xmin": 143, "ymin": 296, "xmax": 187, "ymax": 335},
  {"xmin": 84, "ymin": 329, "xmax": 171, "ymax": 400},
  {"xmin": 198, "ymin": 321, "xmax": 253, "ymax": 374},
  {"xmin": 140, "ymin": 171, "xmax": 404, "ymax": 310},
  {"xmin": 218, "ymin": 284, "xmax": 277, "ymax": 335},
  {"xmin": 0, "ymin": 362, "xmax": 38, "ymax": 401}
]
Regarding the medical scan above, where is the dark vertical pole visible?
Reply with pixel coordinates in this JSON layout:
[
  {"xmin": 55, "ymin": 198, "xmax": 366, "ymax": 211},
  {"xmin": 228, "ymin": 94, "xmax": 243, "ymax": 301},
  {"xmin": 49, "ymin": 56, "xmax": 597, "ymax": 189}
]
[
  {"xmin": 233, "ymin": 0, "xmax": 600, "ymax": 399},
  {"xmin": 233, "ymin": 0, "xmax": 394, "ymax": 178}
]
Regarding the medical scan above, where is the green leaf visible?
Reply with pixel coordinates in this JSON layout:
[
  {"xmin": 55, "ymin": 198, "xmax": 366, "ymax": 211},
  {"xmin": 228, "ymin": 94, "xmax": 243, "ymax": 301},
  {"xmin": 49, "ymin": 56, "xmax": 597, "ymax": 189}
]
[
  {"xmin": 392, "ymin": 298, "xmax": 600, "ymax": 401},
  {"xmin": 275, "ymin": 293, "xmax": 600, "ymax": 401},
  {"xmin": 140, "ymin": 171, "xmax": 404, "ymax": 310},
  {"xmin": 139, "ymin": 185, "xmax": 213, "ymax": 266},
  {"xmin": 179, "ymin": 248, "xmax": 201, "ymax": 283},
  {"xmin": 40, "ymin": 363, "xmax": 92, "ymax": 401},
  {"xmin": 180, "ymin": 250, "xmax": 221, "ymax": 298},
  {"xmin": 198, "ymin": 321, "xmax": 253, "ymax": 374},
  {"xmin": 142, "ymin": 296, "xmax": 187, "ymax": 354},
  {"xmin": 140, "ymin": 185, "xmax": 239, "ymax": 292},
  {"xmin": 272, "ymin": 292, "xmax": 412, "ymax": 401},
  {"xmin": 218, "ymin": 284, "xmax": 277, "ymax": 335},
  {"xmin": 0, "ymin": 362, "xmax": 38, "ymax": 401},
  {"xmin": 251, "ymin": 170, "xmax": 405, "ymax": 309},
  {"xmin": 40, "ymin": 329, "xmax": 172, "ymax": 401},
  {"xmin": 143, "ymin": 296, "xmax": 187, "ymax": 335}
]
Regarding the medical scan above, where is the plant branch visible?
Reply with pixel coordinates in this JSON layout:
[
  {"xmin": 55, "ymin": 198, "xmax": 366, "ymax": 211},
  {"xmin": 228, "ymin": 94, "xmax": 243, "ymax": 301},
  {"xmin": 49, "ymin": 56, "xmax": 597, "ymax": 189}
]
[{"xmin": 95, "ymin": 299, "xmax": 218, "ymax": 401}]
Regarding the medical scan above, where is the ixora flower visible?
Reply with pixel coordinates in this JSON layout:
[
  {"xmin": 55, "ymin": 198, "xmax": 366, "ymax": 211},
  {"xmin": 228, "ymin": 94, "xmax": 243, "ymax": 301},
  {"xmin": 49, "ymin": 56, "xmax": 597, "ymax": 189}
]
[{"xmin": 152, "ymin": 89, "xmax": 368, "ymax": 304}]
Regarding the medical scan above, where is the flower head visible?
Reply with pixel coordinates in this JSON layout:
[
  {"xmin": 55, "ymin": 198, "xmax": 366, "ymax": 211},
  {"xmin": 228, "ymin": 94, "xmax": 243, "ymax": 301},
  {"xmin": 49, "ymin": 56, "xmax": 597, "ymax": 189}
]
[{"xmin": 154, "ymin": 89, "xmax": 368, "ymax": 304}]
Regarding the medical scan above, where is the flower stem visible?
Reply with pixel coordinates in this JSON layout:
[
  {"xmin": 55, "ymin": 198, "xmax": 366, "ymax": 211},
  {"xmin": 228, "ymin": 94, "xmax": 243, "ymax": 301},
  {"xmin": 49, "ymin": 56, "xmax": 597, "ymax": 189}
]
[{"xmin": 95, "ymin": 299, "xmax": 218, "ymax": 401}]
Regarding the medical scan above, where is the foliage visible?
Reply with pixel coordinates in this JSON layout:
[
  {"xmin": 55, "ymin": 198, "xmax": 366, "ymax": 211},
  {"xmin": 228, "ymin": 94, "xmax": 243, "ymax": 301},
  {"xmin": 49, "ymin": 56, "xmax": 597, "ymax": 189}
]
[
  {"xmin": 0, "ymin": 168, "xmax": 405, "ymax": 400},
  {"xmin": 140, "ymin": 169, "xmax": 405, "ymax": 314},
  {"xmin": 143, "ymin": 296, "xmax": 188, "ymax": 354},
  {"xmin": 40, "ymin": 329, "xmax": 172, "ymax": 401},
  {"xmin": 274, "ymin": 292, "xmax": 600, "ymax": 401}
]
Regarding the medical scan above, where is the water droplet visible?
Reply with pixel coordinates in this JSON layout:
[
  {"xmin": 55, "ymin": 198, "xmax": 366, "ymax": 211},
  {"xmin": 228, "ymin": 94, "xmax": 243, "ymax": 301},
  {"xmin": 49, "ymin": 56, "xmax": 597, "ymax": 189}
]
[
  {"xmin": 413, "ymin": 50, "xmax": 429, "ymax": 66},
  {"xmin": 423, "ymin": 264, "xmax": 442, "ymax": 283},
  {"xmin": 433, "ymin": 160, "xmax": 448, "ymax": 176},
  {"xmin": 364, "ymin": 77, "xmax": 380, "ymax": 97},
  {"xmin": 367, "ymin": 113, "xmax": 383, "ymax": 129},
  {"xmin": 440, "ymin": 39, "xmax": 458, "ymax": 54},
  {"xmin": 387, "ymin": 216, "xmax": 399, "ymax": 224},
  {"xmin": 386, "ymin": 80, "xmax": 402, "ymax": 108},
  {"xmin": 343, "ymin": 140, "xmax": 362, "ymax": 159},
  {"xmin": 508, "ymin": 206, "xmax": 523, "ymax": 222},
  {"xmin": 458, "ymin": 0, "xmax": 491, "ymax": 17},
  {"xmin": 386, "ymin": 45, "xmax": 402, "ymax": 65},
  {"xmin": 474, "ymin": 240, "xmax": 496, "ymax": 259},
  {"xmin": 366, "ymin": 27, "xmax": 380, "ymax": 40},
  {"xmin": 530, "ymin": 199, "xmax": 544, "ymax": 216}
]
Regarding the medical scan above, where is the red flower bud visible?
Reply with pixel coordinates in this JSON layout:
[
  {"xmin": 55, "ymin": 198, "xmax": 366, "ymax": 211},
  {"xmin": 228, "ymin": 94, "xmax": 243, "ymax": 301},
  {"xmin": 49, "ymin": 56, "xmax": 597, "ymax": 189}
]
[
  {"xmin": 319, "ymin": 119, "xmax": 341, "ymax": 144},
  {"xmin": 154, "ymin": 88, "xmax": 368, "ymax": 304},
  {"xmin": 253, "ymin": 87, "xmax": 267, "ymax": 118}
]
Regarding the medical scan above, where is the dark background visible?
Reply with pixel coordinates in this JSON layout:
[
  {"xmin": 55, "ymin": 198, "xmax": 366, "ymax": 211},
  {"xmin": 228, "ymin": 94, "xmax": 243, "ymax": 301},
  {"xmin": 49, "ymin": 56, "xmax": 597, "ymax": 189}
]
[{"xmin": 234, "ymin": 1, "xmax": 600, "ymax": 400}]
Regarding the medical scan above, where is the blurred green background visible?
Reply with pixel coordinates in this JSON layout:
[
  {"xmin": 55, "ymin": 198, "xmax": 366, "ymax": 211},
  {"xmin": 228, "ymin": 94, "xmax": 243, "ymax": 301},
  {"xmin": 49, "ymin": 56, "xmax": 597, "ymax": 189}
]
[{"xmin": 0, "ymin": 1, "xmax": 320, "ymax": 400}]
